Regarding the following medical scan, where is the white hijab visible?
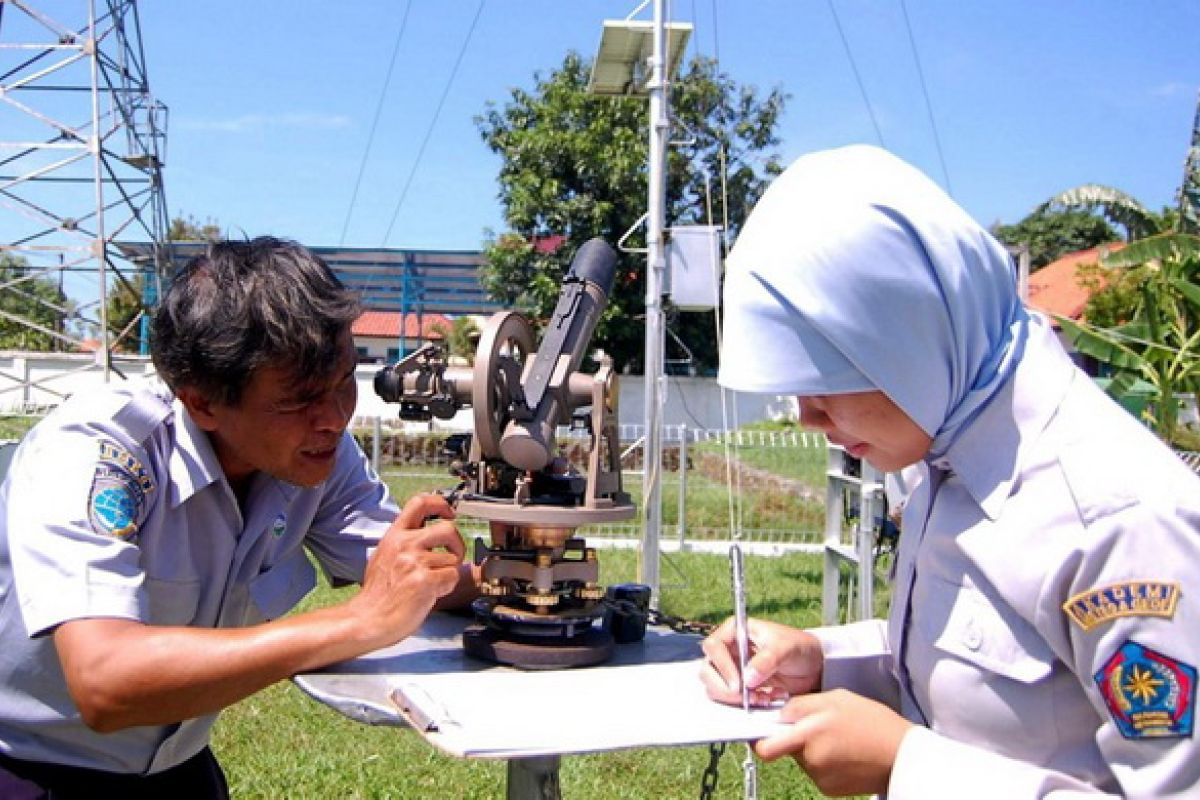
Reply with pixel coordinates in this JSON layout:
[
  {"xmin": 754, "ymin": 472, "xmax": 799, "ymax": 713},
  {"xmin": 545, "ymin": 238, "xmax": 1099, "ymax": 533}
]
[{"xmin": 718, "ymin": 145, "xmax": 1029, "ymax": 459}]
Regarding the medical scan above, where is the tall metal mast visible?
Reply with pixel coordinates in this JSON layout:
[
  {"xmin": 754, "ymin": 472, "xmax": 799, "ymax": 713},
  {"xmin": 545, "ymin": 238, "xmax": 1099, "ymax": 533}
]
[
  {"xmin": 0, "ymin": 0, "xmax": 168, "ymax": 398},
  {"xmin": 588, "ymin": 2, "xmax": 690, "ymax": 608},
  {"xmin": 638, "ymin": 0, "xmax": 668, "ymax": 604}
]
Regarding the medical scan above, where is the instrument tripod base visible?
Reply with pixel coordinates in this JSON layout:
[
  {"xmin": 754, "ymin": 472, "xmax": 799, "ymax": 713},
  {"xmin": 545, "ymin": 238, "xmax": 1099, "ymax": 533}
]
[{"xmin": 463, "ymin": 624, "xmax": 614, "ymax": 670}]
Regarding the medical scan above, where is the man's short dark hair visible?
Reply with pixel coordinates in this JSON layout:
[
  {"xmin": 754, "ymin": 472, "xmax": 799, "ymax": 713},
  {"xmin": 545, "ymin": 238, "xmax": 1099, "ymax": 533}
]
[{"xmin": 151, "ymin": 237, "xmax": 362, "ymax": 406}]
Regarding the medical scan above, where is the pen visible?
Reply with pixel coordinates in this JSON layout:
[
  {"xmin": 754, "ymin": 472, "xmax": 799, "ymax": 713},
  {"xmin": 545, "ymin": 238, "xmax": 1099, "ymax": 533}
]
[{"xmin": 730, "ymin": 543, "xmax": 750, "ymax": 712}]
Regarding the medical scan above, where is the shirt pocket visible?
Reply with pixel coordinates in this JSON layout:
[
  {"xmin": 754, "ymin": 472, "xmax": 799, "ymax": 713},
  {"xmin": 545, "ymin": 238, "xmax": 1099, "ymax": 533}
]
[
  {"xmin": 144, "ymin": 576, "xmax": 203, "ymax": 626},
  {"xmin": 928, "ymin": 575, "xmax": 1054, "ymax": 683},
  {"xmin": 918, "ymin": 576, "xmax": 1062, "ymax": 757},
  {"xmin": 248, "ymin": 546, "xmax": 317, "ymax": 623}
]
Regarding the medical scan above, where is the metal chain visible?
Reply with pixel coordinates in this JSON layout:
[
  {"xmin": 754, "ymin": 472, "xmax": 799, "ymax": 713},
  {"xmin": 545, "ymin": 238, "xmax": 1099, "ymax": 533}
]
[
  {"xmin": 600, "ymin": 600, "xmax": 730, "ymax": 799},
  {"xmin": 646, "ymin": 607, "xmax": 716, "ymax": 637},
  {"xmin": 699, "ymin": 741, "xmax": 726, "ymax": 800},
  {"xmin": 650, "ymin": 608, "xmax": 727, "ymax": 800},
  {"xmin": 597, "ymin": 597, "xmax": 716, "ymax": 637}
]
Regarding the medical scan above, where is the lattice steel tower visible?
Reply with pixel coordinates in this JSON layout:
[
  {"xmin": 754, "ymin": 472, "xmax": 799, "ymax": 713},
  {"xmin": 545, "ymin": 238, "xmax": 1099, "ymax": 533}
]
[{"xmin": 0, "ymin": 0, "xmax": 168, "ymax": 392}]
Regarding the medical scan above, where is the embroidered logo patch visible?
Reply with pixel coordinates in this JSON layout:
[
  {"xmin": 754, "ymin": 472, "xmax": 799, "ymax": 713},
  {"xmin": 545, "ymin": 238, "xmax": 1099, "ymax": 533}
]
[
  {"xmin": 1063, "ymin": 581, "xmax": 1180, "ymax": 632},
  {"xmin": 1094, "ymin": 640, "xmax": 1195, "ymax": 740},
  {"xmin": 88, "ymin": 440, "xmax": 154, "ymax": 539},
  {"xmin": 271, "ymin": 514, "xmax": 287, "ymax": 538}
]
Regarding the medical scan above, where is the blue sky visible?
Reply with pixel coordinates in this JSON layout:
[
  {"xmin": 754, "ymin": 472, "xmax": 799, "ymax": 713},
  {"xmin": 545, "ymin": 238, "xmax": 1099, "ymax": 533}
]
[{"xmin": 110, "ymin": 1, "xmax": 1200, "ymax": 251}]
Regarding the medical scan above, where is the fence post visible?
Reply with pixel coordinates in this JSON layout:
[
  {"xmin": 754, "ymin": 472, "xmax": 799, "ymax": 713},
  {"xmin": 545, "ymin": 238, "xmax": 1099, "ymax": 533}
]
[
  {"xmin": 371, "ymin": 416, "xmax": 382, "ymax": 474},
  {"xmin": 677, "ymin": 423, "xmax": 688, "ymax": 549},
  {"xmin": 822, "ymin": 445, "xmax": 885, "ymax": 625}
]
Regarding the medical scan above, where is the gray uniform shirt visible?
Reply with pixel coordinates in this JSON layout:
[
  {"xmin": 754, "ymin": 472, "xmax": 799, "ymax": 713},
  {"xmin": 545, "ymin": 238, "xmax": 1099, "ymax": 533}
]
[
  {"xmin": 818, "ymin": 316, "xmax": 1200, "ymax": 798},
  {"xmin": 0, "ymin": 381, "xmax": 396, "ymax": 774}
]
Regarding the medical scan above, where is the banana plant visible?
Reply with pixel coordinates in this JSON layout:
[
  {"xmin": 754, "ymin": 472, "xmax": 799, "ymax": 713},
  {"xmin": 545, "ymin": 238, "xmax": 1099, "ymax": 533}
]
[
  {"xmin": 1056, "ymin": 233, "xmax": 1200, "ymax": 442},
  {"xmin": 1036, "ymin": 184, "xmax": 1166, "ymax": 241}
]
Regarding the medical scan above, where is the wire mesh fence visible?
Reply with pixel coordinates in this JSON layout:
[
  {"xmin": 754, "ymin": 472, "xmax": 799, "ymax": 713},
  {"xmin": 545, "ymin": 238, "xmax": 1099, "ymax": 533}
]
[{"xmin": 356, "ymin": 421, "xmax": 831, "ymax": 550}]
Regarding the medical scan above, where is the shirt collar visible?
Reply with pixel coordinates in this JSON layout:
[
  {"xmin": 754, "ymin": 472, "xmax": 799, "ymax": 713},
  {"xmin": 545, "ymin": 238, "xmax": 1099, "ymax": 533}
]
[
  {"xmin": 932, "ymin": 314, "xmax": 1075, "ymax": 520},
  {"xmin": 167, "ymin": 397, "xmax": 224, "ymax": 507},
  {"xmin": 166, "ymin": 397, "xmax": 309, "ymax": 514}
]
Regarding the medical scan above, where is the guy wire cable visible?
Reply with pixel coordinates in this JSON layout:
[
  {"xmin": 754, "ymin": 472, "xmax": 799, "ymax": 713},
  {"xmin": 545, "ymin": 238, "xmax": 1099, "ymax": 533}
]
[
  {"xmin": 694, "ymin": 21, "xmax": 758, "ymax": 796},
  {"xmin": 381, "ymin": 0, "xmax": 485, "ymax": 247},
  {"xmin": 339, "ymin": 0, "xmax": 413, "ymax": 245},
  {"xmin": 825, "ymin": 0, "xmax": 886, "ymax": 148},
  {"xmin": 899, "ymin": 0, "xmax": 953, "ymax": 196},
  {"xmin": 711, "ymin": 147, "xmax": 746, "ymax": 546},
  {"xmin": 680, "ymin": 0, "xmax": 744, "ymax": 547}
]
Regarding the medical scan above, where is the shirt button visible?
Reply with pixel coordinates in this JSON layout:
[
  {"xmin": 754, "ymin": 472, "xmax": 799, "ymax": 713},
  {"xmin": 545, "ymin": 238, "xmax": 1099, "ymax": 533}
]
[{"xmin": 963, "ymin": 620, "xmax": 982, "ymax": 650}]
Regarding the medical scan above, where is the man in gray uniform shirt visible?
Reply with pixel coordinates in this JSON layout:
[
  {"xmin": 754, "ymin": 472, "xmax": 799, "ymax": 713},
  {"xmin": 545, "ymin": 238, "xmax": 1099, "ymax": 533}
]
[{"xmin": 0, "ymin": 237, "xmax": 476, "ymax": 798}]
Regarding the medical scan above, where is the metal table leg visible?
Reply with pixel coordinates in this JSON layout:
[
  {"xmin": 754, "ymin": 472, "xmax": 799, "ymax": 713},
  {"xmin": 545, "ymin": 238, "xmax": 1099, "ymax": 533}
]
[{"xmin": 506, "ymin": 755, "xmax": 561, "ymax": 800}]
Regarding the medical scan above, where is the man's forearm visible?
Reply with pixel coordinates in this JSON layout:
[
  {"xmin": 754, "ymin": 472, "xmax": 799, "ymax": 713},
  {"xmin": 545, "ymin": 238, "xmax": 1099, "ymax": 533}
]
[{"xmin": 54, "ymin": 603, "xmax": 384, "ymax": 732}]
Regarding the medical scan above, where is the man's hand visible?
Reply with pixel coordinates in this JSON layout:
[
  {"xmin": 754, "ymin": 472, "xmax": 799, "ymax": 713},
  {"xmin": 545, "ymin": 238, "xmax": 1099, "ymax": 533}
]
[
  {"xmin": 700, "ymin": 617, "xmax": 823, "ymax": 707},
  {"xmin": 349, "ymin": 493, "xmax": 465, "ymax": 647},
  {"xmin": 754, "ymin": 688, "xmax": 912, "ymax": 797}
]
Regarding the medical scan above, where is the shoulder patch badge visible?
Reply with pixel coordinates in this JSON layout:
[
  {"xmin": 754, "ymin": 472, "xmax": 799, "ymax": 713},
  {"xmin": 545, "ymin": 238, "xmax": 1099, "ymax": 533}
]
[
  {"xmin": 88, "ymin": 440, "xmax": 155, "ymax": 539},
  {"xmin": 1063, "ymin": 581, "xmax": 1180, "ymax": 632},
  {"xmin": 1094, "ymin": 640, "xmax": 1195, "ymax": 740}
]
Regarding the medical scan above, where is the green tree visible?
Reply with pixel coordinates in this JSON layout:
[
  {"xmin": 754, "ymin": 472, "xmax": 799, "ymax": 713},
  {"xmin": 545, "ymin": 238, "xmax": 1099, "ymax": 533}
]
[
  {"xmin": 167, "ymin": 214, "xmax": 222, "ymax": 242},
  {"xmin": 431, "ymin": 316, "xmax": 481, "ymax": 365},
  {"xmin": 475, "ymin": 53, "xmax": 786, "ymax": 372},
  {"xmin": 103, "ymin": 272, "xmax": 148, "ymax": 353},
  {"xmin": 1074, "ymin": 259, "xmax": 1148, "ymax": 329},
  {"xmin": 105, "ymin": 214, "xmax": 222, "ymax": 351},
  {"xmin": 0, "ymin": 253, "xmax": 72, "ymax": 351},
  {"xmin": 992, "ymin": 209, "xmax": 1117, "ymax": 271}
]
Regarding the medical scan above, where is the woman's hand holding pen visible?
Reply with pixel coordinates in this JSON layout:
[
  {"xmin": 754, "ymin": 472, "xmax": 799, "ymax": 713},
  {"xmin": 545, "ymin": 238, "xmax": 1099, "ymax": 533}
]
[
  {"xmin": 701, "ymin": 617, "xmax": 910, "ymax": 797},
  {"xmin": 700, "ymin": 617, "xmax": 823, "ymax": 707}
]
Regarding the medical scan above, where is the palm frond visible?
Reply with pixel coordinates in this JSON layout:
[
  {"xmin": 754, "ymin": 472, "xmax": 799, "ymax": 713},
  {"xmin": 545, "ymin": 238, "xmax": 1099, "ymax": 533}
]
[
  {"xmin": 1105, "ymin": 371, "xmax": 1140, "ymax": 399},
  {"xmin": 1169, "ymin": 277, "xmax": 1200, "ymax": 309},
  {"xmin": 1100, "ymin": 233, "xmax": 1200, "ymax": 269},
  {"xmin": 1056, "ymin": 315, "xmax": 1143, "ymax": 371},
  {"xmin": 1037, "ymin": 184, "xmax": 1162, "ymax": 240}
]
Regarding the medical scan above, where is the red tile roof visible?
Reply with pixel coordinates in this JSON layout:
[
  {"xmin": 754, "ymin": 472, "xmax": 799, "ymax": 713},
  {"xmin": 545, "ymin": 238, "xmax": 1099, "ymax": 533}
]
[
  {"xmin": 352, "ymin": 311, "xmax": 451, "ymax": 339},
  {"xmin": 1025, "ymin": 243, "xmax": 1125, "ymax": 327},
  {"xmin": 533, "ymin": 234, "xmax": 566, "ymax": 254}
]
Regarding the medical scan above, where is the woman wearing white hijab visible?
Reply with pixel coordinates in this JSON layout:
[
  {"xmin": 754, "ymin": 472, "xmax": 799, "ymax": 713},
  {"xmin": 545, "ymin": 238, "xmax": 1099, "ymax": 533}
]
[{"xmin": 702, "ymin": 145, "xmax": 1200, "ymax": 798}]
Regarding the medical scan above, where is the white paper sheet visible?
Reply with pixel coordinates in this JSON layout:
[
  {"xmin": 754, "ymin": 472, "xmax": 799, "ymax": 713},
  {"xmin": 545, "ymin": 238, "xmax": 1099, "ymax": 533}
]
[
  {"xmin": 295, "ymin": 614, "xmax": 789, "ymax": 760},
  {"xmin": 390, "ymin": 658, "xmax": 787, "ymax": 759}
]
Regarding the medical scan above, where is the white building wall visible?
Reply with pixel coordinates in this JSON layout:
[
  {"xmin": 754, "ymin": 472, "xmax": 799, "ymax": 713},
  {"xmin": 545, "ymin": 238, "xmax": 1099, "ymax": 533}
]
[
  {"xmin": 353, "ymin": 335, "xmax": 394, "ymax": 364},
  {"xmin": 359, "ymin": 369, "xmax": 794, "ymax": 435},
  {"xmin": 0, "ymin": 352, "xmax": 158, "ymax": 411}
]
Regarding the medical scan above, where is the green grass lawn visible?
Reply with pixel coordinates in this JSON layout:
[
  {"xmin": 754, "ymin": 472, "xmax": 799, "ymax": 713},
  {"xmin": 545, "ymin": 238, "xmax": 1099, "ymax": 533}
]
[
  {"xmin": 0, "ymin": 414, "xmax": 40, "ymax": 440},
  {"xmin": 211, "ymin": 545, "xmax": 885, "ymax": 799}
]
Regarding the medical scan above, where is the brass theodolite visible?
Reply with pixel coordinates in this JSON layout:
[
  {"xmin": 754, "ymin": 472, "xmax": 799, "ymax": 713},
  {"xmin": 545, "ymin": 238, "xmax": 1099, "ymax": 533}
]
[{"xmin": 374, "ymin": 238, "xmax": 644, "ymax": 668}]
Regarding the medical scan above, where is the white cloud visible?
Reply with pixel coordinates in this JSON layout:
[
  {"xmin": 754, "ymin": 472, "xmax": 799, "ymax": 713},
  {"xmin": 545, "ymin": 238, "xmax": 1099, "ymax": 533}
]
[
  {"xmin": 179, "ymin": 112, "xmax": 352, "ymax": 133},
  {"xmin": 1150, "ymin": 81, "xmax": 1195, "ymax": 98}
]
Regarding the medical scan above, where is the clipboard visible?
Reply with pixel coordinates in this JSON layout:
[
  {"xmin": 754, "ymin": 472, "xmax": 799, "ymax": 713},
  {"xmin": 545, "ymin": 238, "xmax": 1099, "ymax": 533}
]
[
  {"xmin": 296, "ymin": 614, "xmax": 787, "ymax": 760},
  {"xmin": 389, "ymin": 658, "xmax": 785, "ymax": 759}
]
